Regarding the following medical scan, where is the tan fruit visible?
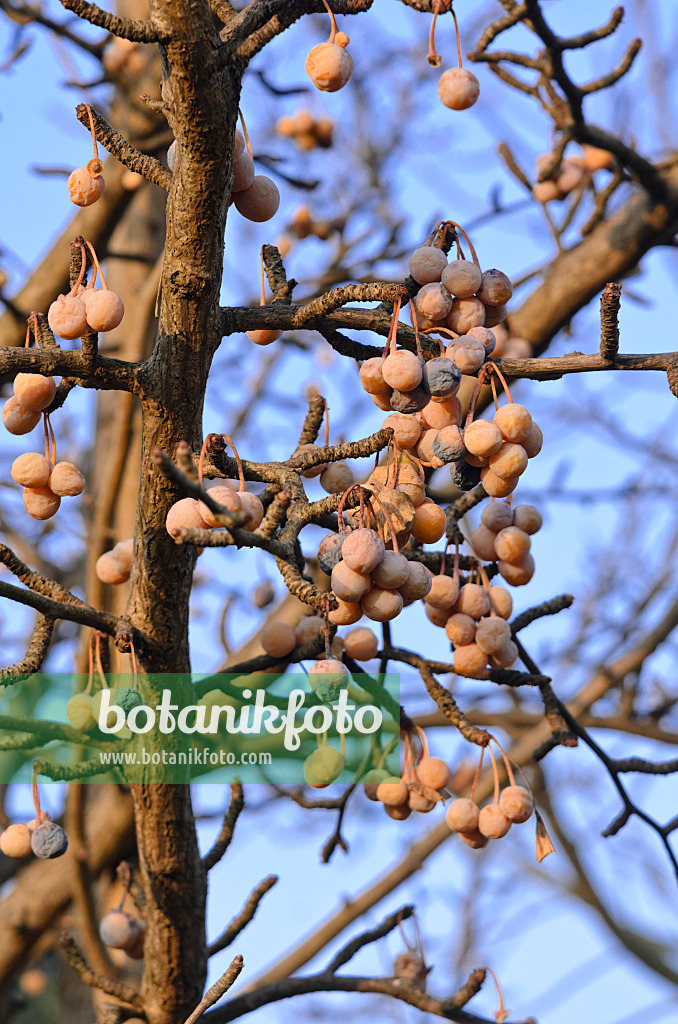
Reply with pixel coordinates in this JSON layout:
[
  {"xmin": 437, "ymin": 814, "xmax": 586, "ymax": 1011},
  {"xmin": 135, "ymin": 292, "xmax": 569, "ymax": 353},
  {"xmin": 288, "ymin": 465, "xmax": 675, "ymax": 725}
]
[
  {"xmin": 48, "ymin": 294, "xmax": 88, "ymax": 339},
  {"xmin": 96, "ymin": 551, "xmax": 130, "ymax": 585},
  {"xmin": 376, "ymin": 777, "xmax": 409, "ymax": 806},
  {"xmin": 320, "ymin": 462, "xmax": 354, "ymax": 494},
  {"xmin": 304, "ymin": 745, "xmax": 345, "ymax": 787},
  {"xmin": 24, "ymin": 485, "xmax": 60, "ymax": 520},
  {"xmin": 489, "ymin": 640, "xmax": 518, "ymax": 669},
  {"xmin": 341, "ymin": 528, "xmax": 385, "ymax": 573},
  {"xmin": 343, "ymin": 626, "xmax": 378, "ymax": 661},
  {"xmin": 381, "ymin": 350, "xmax": 423, "ymax": 392},
  {"xmin": 305, "ymin": 40, "xmax": 353, "ymax": 92},
  {"xmin": 445, "ymin": 613, "xmax": 476, "ymax": 647},
  {"xmin": 411, "ymin": 503, "xmax": 446, "ymax": 544},
  {"xmin": 0, "ymin": 824, "xmax": 33, "ymax": 858},
  {"xmin": 13, "ymin": 373, "xmax": 56, "ymax": 412},
  {"xmin": 493, "ymin": 403, "xmax": 532, "ymax": 443},
  {"xmin": 425, "ymin": 601, "xmax": 449, "ymax": 627},
  {"xmin": 198, "ymin": 485, "xmax": 242, "ymax": 528},
  {"xmin": 416, "ymin": 282, "xmax": 453, "ymax": 321},
  {"xmin": 383, "ymin": 413, "xmax": 421, "ymax": 449},
  {"xmin": 408, "ymin": 245, "xmax": 448, "ymax": 284},
  {"xmin": 372, "ymin": 550, "xmax": 410, "ymax": 590},
  {"xmin": 67, "ymin": 165, "xmax": 105, "ymax": 207},
  {"xmin": 49, "ymin": 462, "xmax": 85, "ymax": 497},
  {"xmin": 475, "ymin": 616, "xmax": 512, "ymax": 655},
  {"xmin": 481, "ymin": 500, "xmax": 513, "ymax": 532},
  {"xmin": 363, "ymin": 767, "xmax": 390, "ymax": 800},
  {"xmin": 233, "ymin": 176, "xmax": 280, "ymax": 222},
  {"xmin": 260, "ymin": 621, "xmax": 296, "ymax": 658},
  {"xmin": 500, "ymin": 785, "xmax": 534, "ymax": 823},
  {"xmin": 231, "ymin": 152, "xmax": 255, "ymax": 192},
  {"xmin": 446, "ymin": 297, "xmax": 485, "ymax": 334},
  {"xmin": 476, "ymin": 269, "xmax": 513, "ymax": 306},
  {"xmin": 494, "ymin": 526, "xmax": 531, "ymax": 565},
  {"xmin": 328, "ymin": 598, "xmax": 362, "ymax": 626},
  {"xmin": 2, "ymin": 396, "xmax": 41, "ymax": 435},
  {"xmin": 295, "ymin": 615, "xmax": 323, "ymax": 646},
  {"xmin": 416, "ymin": 756, "xmax": 450, "ymax": 790},
  {"xmin": 238, "ymin": 491, "xmax": 265, "ymax": 531},
  {"xmin": 480, "ymin": 467, "xmax": 518, "ymax": 498},
  {"xmin": 438, "ymin": 67, "xmax": 479, "ymax": 110},
  {"xmin": 446, "ymin": 797, "xmax": 480, "ymax": 833},
  {"xmin": 332, "ymin": 561, "xmax": 372, "ymax": 602},
  {"xmin": 11, "ymin": 452, "xmax": 51, "ymax": 487},
  {"xmin": 478, "ymin": 804, "xmax": 511, "ymax": 839},
  {"xmin": 361, "ymin": 586, "xmax": 403, "ymax": 622},
  {"xmin": 498, "ymin": 553, "xmax": 535, "ymax": 586},
  {"xmin": 455, "ymin": 583, "xmax": 490, "ymax": 619},
  {"xmin": 488, "ymin": 442, "xmax": 528, "ymax": 481},
  {"xmin": 470, "ymin": 524, "xmax": 497, "ymax": 562},
  {"xmin": 84, "ymin": 289, "xmax": 125, "ymax": 332},
  {"xmin": 522, "ymin": 421, "xmax": 543, "ymax": 458},
  {"xmin": 420, "ymin": 397, "xmax": 461, "ymax": 430},
  {"xmin": 166, "ymin": 497, "xmax": 210, "ymax": 539},
  {"xmin": 463, "ymin": 420, "xmax": 503, "ymax": 458},
  {"xmin": 454, "ymin": 643, "xmax": 488, "ymax": 678},
  {"xmin": 359, "ymin": 357, "xmax": 388, "ymax": 395},
  {"xmin": 441, "ymin": 260, "xmax": 482, "ymax": 298},
  {"xmin": 67, "ymin": 693, "xmax": 96, "ymax": 731},
  {"xmin": 457, "ymin": 827, "xmax": 488, "ymax": 849},
  {"xmin": 398, "ymin": 560, "xmax": 432, "ymax": 603},
  {"xmin": 488, "ymin": 585, "xmax": 512, "ymax": 619},
  {"xmin": 426, "ymin": 575, "xmax": 459, "ymax": 610},
  {"xmin": 513, "ymin": 504, "xmax": 542, "ymax": 534}
]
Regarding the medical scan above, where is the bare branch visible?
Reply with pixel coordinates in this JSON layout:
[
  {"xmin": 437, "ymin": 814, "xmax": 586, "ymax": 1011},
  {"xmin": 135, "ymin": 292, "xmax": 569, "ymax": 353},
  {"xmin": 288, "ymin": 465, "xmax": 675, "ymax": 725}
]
[
  {"xmin": 58, "ymin": 0, "xmax": 166, "ymax": 42},
  {"xmin": 208, "ymin": 876, "xmax": 278, "ymax": 956},
  {"xmin": 59, "ymin": 933, "xmax": 144, "ymax": 1008},
  {"xmin": 202, "ymin": 782, "xmax": 244, "ymax": 871}
]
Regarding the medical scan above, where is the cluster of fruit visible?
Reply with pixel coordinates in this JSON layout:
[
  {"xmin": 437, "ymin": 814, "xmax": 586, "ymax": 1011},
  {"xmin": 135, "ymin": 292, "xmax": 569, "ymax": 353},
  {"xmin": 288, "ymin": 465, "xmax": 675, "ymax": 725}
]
[
  {"xmin": 409, "ymin": 221, "xmax": 512, "ymax": 340},
  {"xmin": 359, "ymin": 292, "xmax": 464, "ymax": 418},
  {"xmin": 0, "ymin": 781, "xmax": 68, "ymax": 860},
  {"xmin": 533, "ymin": 144, "xmax": 615, "ymax": 204},
  {"xmin": 470, "ymin": 500, "xmax": 542, "ymax": 586},
  {"xmin": 96, "ymin": 538, "xmax": 134, "ymax": 585},
  {"xmin": 286, "ymin": 205, "xmax": 337, "ymax": 242},
  {"xmin": 3, "ymin": 320, "xmax": 85, "ymax": 521},
  {"xmin": 445, "ymin": 740, "xmax": 533, "ymax": 849},
  {"xmin": 418, "ymin": 542, "xmax": 517, "ymax": 673},
  {"xmin": 428, "ymin": 2, "xmax": 480, "ymax": 112},
  {"xmin": 165, "ymin": 434, "xmax": 264, "ymax": 541},
  {"xmin": 320, "ymin": 485, "xmax": 436, "ymax": 626},
  {"xmin": 450, "ymin": 364, "xmax": 542, "ymax": 497},
  {"xmin": 305, "ymin": 1, "xmax": 352, "ymax": 93},
  {"xmin": 363, "ymin": 729, "xmax": 451, "ymax": 820},
  {"xmin": 276, "ymin": 110, "xmax": 334, "ymax": 150},
  {"xmin": 67, "ymin": 104, "xmax": 105, "ymax": 208},
  {"xmin": 48, "ymin": 240, "xmax": 125, "ymax": 339},
  {"xmin": 67, "ymin": 637, "xmax": 140, "ymax": 734}
]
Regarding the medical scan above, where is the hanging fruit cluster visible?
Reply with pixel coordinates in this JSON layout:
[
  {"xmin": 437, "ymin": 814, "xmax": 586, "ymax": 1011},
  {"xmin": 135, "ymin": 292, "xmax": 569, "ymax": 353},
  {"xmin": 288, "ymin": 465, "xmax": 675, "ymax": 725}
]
[
  {"xmin": 165, "ymin": 434, "xmax": 263, "ymax": 541},
  {"xmin": 448, "ymin": 362, "xmax": 542, "ymax": 498},
  {"xmin": 0, "ymin": 777, "xmax": 68, "ymax": 860},
  {"xmin": 276, "ymin": 110, "xmax": 334, "ymax": 150},
  {"xmin": 446, "ymin": 739, "xmax": 534, "ymax": 849},
  {"xmin": 3, "ymin": 316, "xmax": 85, "ymax": 521},
  {"xmin": 364, "ymin": 728, "xmax": 451, "ymax": 820}
]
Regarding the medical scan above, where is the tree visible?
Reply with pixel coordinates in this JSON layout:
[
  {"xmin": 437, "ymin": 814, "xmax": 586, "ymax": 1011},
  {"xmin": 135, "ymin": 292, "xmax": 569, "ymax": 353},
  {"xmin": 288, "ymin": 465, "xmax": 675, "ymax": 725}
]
[{"xmin": 0, "ymin": 1, "xmax": 676, "ymax": 1023}]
